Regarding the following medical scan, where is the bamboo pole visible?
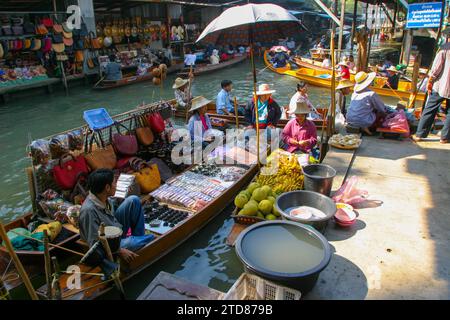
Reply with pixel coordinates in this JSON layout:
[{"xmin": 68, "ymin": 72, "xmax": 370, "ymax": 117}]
[
  {"xmin": 350, "ymin": 0, "xmax": 358, "ymax": 52},
  {"xmin": 43, "ymin": 230, "xmax": 53, "ymax": 300},
  {"xmin": 250, "ymin": 41, "xmax": 260, "ymax": 166},
  {"xmin": 330, "ymin": 28, "xmax": 337, "ymax": 136},
  {"xmin": 0, "ymin": 223, "xmax": 38, "ymax": 300},
  {"xmin": 51, "ymin": 257, "xmax": 62, "ymax": 300},
  {"xmin": 233, "ymin": 97, "xmax": 239, "ymax": 128},
  {"xmin": 337, "ymin": 0, "xmax": 346, "ymax": 61},
  {"xmin": 408, "ymin": 54, "xmax": 421, "ymax": 109}
]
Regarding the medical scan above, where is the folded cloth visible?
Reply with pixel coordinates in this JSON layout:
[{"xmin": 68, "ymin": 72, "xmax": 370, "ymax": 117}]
[{"xmin": 4, "ymin": 228, "xmax": 45, "ymax": 251}]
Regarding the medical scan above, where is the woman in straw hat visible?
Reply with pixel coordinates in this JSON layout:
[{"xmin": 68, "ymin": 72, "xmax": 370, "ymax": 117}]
[
  {"xmin": 335, "ymin": 79, "xmax": 353, "ymax": 117},
  {"xmin": 282, "ymin": 101, "xmax": 317, "ymax": 154},
  {"xmin": 187, "ymin": 96, "xmax": 214, "ymax": 146},
  {"xmin": 287, "ymin": 81, "xmax": 316, "ymax": 119},
  {"xmin": 347, "ymin": 71, "xmax": 387, "ymax": 135},
  {"xmin": 336, "ymin": 61, "xmax": 350, "ymax": 80},
  {"xmin": 244, "ymin": 83, "xmax": 282, "ymax": 130},
  {"xmin": 173, "ymin": 77, "xmax": 191, "ymax": 110}
]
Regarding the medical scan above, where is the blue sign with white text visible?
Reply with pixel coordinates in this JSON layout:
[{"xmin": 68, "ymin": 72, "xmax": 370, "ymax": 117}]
[{"xmin": 406, "ymin": 2, "xmax": 443, "ymax": 28}]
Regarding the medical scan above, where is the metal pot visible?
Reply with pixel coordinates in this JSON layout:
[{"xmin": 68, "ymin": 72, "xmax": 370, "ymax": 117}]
[
  {"xmin": 235, "ymin": 220, "xmax": 332, "ymax": 294},
  {"xmin": 275, "ymin": 190, "xmax": 336, "ymax": 232},
  {"xmin": 303, "ymin": 164, "xmax": 336, "ymax": 196}
]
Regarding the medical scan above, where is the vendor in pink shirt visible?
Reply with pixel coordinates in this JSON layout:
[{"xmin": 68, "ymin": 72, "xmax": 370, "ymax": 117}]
[{"xmin": 282, "ymin": 101, "xmax": 318, "ymax": 153}]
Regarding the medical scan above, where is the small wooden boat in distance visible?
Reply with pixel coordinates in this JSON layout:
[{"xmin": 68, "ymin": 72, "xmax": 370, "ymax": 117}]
[{"xmin": 177, "ymin": 54, "xmax": 247, "ymax": 77}]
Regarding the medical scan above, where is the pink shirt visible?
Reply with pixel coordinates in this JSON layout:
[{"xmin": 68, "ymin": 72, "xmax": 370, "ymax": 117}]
[
  {"xmin": 282, "ymin": 118, "xmax": 317, "ymax": 153},
  {"xmin": 199, "ymin": 114, "xmax": 208, "ymax": 130}
]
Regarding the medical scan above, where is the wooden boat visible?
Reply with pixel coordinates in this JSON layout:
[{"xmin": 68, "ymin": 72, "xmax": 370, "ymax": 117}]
[
  {"xmin": 265, "ymin": 51, "xmax": 426, "ymax": 102},
  {"xmin": 93, "ymin": 62, "xmax": 184, "ymax": 90},
  {"xmin": 177, "ymin": 54, "xmax": 247, "ymax": 77},
  {"xmin": 0, "ymin": 213, "xmax": 80, "ymax": 264}
]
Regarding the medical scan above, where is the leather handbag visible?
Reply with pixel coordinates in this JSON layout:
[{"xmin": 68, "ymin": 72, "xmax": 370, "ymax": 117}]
[
  {"xmin": 23, "ymin": 21, "xmax": 35, "ymax": 34},
  {"xmin": 89, "ymin": 32, "xmax": 102, "ymax": 49},
  {"xmin": 146, "ymin": 112, "xmax": 165, "ymax": 134},
  {"xmin": 52, "ymin": 154, "xmax": 89, "ymax": 190},
  {"xmin": 1, "ymin": 25, "xmax": 12, "ymax": 36},
  {"xmin": 84, "ymin": 131, "xmax": 117, "ymax": 170},
  {"xmin": 74, "ymin": 37, "xmax": 84, "ymax": 50},
  {"xmin": 75, "ymin": 50, "xmax": 84, "ymax": 62},
  {"xmin": 111, "ymin": 122, "xmax": 138, "ymax": 156},
  {"xmin": 36, "ymin": 24, "xmax": 48, "ymax": 35},
  {"xmin": 133, "ymin": 163, "xmax": 161, "ymax": 193},
  {"xmin": 53, "ymin": 23, "xmax": 63, "ymax": 34},
  {"xmin": 135, "ymin": 115, "xmax": 154, "ymax": 146},
  {"xmin": 12, "ymin": 25, "xmax": 24, "ymax": 36},
  {"xmin": 52, "ymin": 33, "xmax": 63, "ymax": 44},
  {"xmin": 42, "ymin": 17, "xmax": 54, "ymax": 28},
  {"xmin": 87, "ymin": 52, "xmax": 95, "ymax": 69},
  {"xmin": 42, "ymin": 37, "xmax": 52, "ymax": 53}
]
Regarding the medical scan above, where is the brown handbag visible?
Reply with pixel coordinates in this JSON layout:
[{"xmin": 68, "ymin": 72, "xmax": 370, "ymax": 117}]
[
  {"xmin": 84, "ymin": 131, "xmax": 117, "ymax": 170},
  {"xmin": 75, "ymin": 50, "xmax": 84, "ymax": 62},
  {"xmin": 135, "ymin": 115, "xmax": 154, "ymax": 146}
]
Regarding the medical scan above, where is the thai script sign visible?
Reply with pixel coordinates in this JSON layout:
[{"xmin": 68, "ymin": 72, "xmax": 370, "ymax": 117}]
[{"xmin": 406, "ymin": 2, "xmax": 443, "ymax": 28}]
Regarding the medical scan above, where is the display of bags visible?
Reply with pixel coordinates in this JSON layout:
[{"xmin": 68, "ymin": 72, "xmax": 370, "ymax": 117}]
[
  {"xmin": 135, "ymin": 115, "xmax": 154, "ymax": 146},
  {"xmin": 133, "ymin": 163, "xmax": 161, "ymax": 193},
  {"xmin": 23, "ymin": 21, "xmax": 35, "ymax": 34},
  {"xmin": 146, "ymin": 112, "xmax": 165, "ymax": 134},
  {"xmin": 111, "ymin": 122, "xmax": 138, "ymax": 156},
  {"xmin": 84, "ymin": 131, "xmax": 117, "ymax": 170},
  {"xmin": 52, "ymin": 154, "xmax": 89, "ymax": 190},
  {"xmin": 36, "ymin": 23, "xmax": 48, "ymax": 35},
  {"xmin": 89, "ymin": 31, "xmax": 102, "ymax": 49}
]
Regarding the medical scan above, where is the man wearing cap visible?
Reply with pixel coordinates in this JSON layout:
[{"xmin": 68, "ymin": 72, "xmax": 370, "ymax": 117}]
[
  {"xmin": 414, "ymin": 29, "xmax": 450, "ymax": 144},
  {"xmin": 173, "ymin": 77, "xmax": 191, "ymax": 110},
  {"xmin": 347, "ymin": 71, "xmax": 387, "ymax": 135},
  {"xmin": 244, "ymin": 83, "xmax": 282, "ymax": 130},
  {"xmin": 282, "ymin": 101, "xmax": 317, "ymax": 154},
  {"xmin": 335, "ymin": 79, "xmax": 353, "ymax": 117}
]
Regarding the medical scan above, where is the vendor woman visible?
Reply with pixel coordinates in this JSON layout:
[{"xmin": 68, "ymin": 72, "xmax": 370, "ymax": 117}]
[
  {"xmin": 173, "ymin": 77, "xmax": 191, "ymax": 110},
  {"xmin": 282, "ymin": 101, "xmax": 317, "ymax": 153},
  {"xmin": 244, "ymin": 83, "xmax": 282, "ymax": 129},
  {"xmin": 188, "ymin": 96, "xmax": 213, "ymax": 145}
]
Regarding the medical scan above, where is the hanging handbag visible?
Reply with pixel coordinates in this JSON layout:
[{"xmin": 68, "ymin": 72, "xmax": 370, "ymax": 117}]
[
  {"xmin": 133, "ymin": 163, "xmax": 161, "ymax": 194},
  {"xmin": 36, "ymin": 23, "xmax": 48, "ymax": 35},
  {"xmin": 42, "ymin": 17, "xmax": 54, "ymax": 28},
  {"xmin": 84, "ymin": 131, "xmax": 117, "ymax": 170},
  {"xmin": 1, "ymin": 25, "xmax": 12, "ymax": 36},
  {"xmin": 111, "ymin": 122, "xmax": 138, "ymax": 156},
  {"xmin": 135, "ymin": 115, "xmax": 154, "ymax": 146},
  {"xmin": 87, "ymin": 52, "xmax": 95, "ymax": 69},
  {"xmin": 146, "ymin": 112, "xmax": 165, "ymax": 134},
  {"xmin": 75, "ymin": 50, "xmax": 84, "ymax": 62},
  {"xmin": 12, "ymin": 25, "xmax": 24, "ymax": 36},
  {"xmin": 89, "ymin": 31, "xmax": 102, "ymax": 50},
  {"xmin": 23, "ymin": 21, "xmax": 35, "ymax": 34},
  {"xmin": 52, "ymin": 33, "xmax": 64, "ymax": 44},
  {"xmin": 52, "ymin": 154, "xmax": 89, "ymax": 190}
]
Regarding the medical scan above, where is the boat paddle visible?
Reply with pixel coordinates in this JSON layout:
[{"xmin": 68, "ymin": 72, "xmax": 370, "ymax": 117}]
[
  {"xmin": 185, "ymin": 66, "xmax": 194, "ymax": 124},
  {"xmin": 94, "ymin": 76, "xmax": 105, "ymax": 88}
]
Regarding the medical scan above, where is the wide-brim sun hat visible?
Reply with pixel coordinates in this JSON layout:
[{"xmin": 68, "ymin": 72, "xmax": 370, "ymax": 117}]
[
  {"xmin": 172, "ymin": 77, "xmax": 189, "ymax": 89},
  {"xmin": 293, "ymin": 101, "xmax": 310, "ymax": 115},
  {"xmin": 354, "ymin": 71, "xmax": 376, "ymax": 92},
  {"xmin": 386, "ymin": 66, "xmax": 399, "ymax": 73},
  {"xmin": 336, "ymin": 79, "xmax": 354, "ymax": 90},
  {"xmin": 256, "ymin": 83, "xmax": 276, "ymax": 95},
  {"xmin": 189, "ymin": 96, "xmax": 211, "ymax": 112},
  {"xmin": 103, "ymin": 36, "xmax": 112, "ymax": 48}
]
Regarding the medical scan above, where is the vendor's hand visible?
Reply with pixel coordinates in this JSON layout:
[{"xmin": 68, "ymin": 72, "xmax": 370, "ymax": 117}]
[
  {"xmin": 297, "ymin": 140, "xmax": 307, "ymax": 146},
  {"xmin": 118, "ymin": 248, "xmax": 138, "ymax": 264},
  {"xmin": 427, "ymin": 81, "xmax": 433, "ymax": 94}
]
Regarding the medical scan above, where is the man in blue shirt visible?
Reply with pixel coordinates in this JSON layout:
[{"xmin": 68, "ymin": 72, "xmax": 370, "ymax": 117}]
[{"xmin": 216, "ymin": 80, "xmax": 244, "ymax": 115}]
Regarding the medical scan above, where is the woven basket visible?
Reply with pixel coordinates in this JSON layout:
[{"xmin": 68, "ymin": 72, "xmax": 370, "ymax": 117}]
[{"xmin": 223, "ymin": 273, "xmax": 301, "ymax": 300}]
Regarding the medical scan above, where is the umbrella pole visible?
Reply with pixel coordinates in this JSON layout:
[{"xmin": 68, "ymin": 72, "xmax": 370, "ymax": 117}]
[{"xmin": 250, "ymin": 41, "xmax": 260, "ymax": 166}]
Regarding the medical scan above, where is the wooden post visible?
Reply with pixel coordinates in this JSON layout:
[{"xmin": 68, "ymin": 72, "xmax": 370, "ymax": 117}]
[
  {"xmin": 43, "ymin": 230, "xmax": 53, "ymax": 300},
  {"xmin": 350, "ymin": 0, "xmax": 358, "ymax": 52},
  {"xmin": 408, "ymin": 54, "xmax": 421, "ymax": 109},
  {"xmin": 233, "ymin": 97, "xmax": 239, "ymax": 128},
  {"xmin": 337, "ymin": 0, "xmax": 346, "ymax": 61},
  {"xmin": 185, "ymin": 66, "xmax": 193, "ymax": 124},
  {"xmin": 0, "ymin": 223, "xmax": 38, "ymax": 300},
  {"xmin": 51, "ymin": 256, "xmax": 62, "ymax": 300},
  {"xmin": 392, "ymin": 0, "xmax": 398, "ymax": 37}
]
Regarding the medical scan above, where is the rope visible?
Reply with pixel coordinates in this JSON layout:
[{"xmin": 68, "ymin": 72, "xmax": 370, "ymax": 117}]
[
  {"xmin": 7, "ymin": 229, "xmax": 85, "ymax": 257},
  {"xmin": 377, "ymin": 72, "xmax": 406, "ymax": 103}
]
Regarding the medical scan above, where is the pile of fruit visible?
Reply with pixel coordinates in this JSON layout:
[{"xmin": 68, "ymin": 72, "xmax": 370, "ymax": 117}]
[
  {"xmin": 256, "ymin": 153, "xmax": 304, "ymax": 194},
  {"xmin": 234, "ymin": 182, "xmax": 280, "ymax": 220}
]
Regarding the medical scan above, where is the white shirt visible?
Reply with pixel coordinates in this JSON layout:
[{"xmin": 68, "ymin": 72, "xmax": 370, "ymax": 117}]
[
  {"xmin": 184, "ymin": 54, "xmax": 197, "ymax": 66},
  {"xmin": 321, "ymin": 58, "xmax": 331, "ymax": 68}
]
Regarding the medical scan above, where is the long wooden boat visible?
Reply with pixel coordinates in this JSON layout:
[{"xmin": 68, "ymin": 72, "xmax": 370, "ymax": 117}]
[
  {"xmin": 93, "ymin": 62, "xmax": 184, "ymax": 90},
  {"xmin": 265, "ymin": 51, "xmax": 426, "ymax": 102},
  {"xmin": 177, "ymin": 54, "xmax": 247, "ymax": 77}
]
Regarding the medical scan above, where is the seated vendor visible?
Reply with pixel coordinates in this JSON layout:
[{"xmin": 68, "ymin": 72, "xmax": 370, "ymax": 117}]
[
  {"xmin": 173, "ymin": 77, "xmax": 191, "ymax": 110},
  {"xmin": 209, "ymin": 49, "xmax": 220, "ymax": 65},
  {"xmin": 79, "ymin": 169, "xmax": 154, "ymax": 263},
  {"xmin": 105, "ymin": 54, "xmax": 123, "ymax": 81},
  {"xmin": 347, "ymin": 72, "xmax": 387, "ymax": 135},
  {"xmin": 216, "ymin": 80, "xmax": 244, "ymax": 116},
  {"xmin": 188, "ymin": 96, "xmax": 214, "ymax": 147},
  {"xmin": 282, "ymin": 101, "xmax": 317, "ymax": 154},
  {"xmin": 244, "ymin": 83, "xmax": 282, "ymax": 135},
  {"xmin": 383, "ymin": 66, "xmax": 400, "ymax": 90}
]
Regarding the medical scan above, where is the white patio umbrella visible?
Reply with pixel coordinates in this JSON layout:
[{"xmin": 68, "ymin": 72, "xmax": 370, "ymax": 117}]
[{"xmin": 196, "ymin": 3, "xmax": 302, "ymax": 164}]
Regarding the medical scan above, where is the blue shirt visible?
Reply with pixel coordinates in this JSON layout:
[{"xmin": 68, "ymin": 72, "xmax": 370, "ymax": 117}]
[
  {"xmin": 347, "ymin": 89, "xmax": 386, "ymax": 128},
  {"xmin": 216, "ymin": 89, "xmax": 233, "ymax": 114},
  {"xmin": 105, "ymin": 62, "xmax": 122, "ymax": 81},
  {"xmin": 188, "ymin": 113, "xmax": 212, "ymax": 141},
  {"xmin": 257, "ymin": 100, "xmax": 269, "ymax": 124}
]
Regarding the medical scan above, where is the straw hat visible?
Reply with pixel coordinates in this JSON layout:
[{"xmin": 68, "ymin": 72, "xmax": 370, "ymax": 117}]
[
  {"xmin": 256, "ymin": 83, "xmax": 276, "ymax": 95},
  {"xmin": 337, "ymin": 61, "xmax": 348, "ymax": 67},
  {"xmin": 386, "ymin": 66, "xmax": 399, "ymax": 73},
  {"xmin": 336, "ymin": 79, "xmax": 354, "ymax": 90},
  {"xmin": 354, "ymin": 71, "xmax": 376, "ymax": 92},
  {"xmin": 172, "ymin": 77, "xmax": 189, "ymax": 89},
  {"xmin": 293, "ymin": 101, "xmax": 310, "ymax": 115},
  {"xmin": 189, "ymin": 96, "xmax": 211, "ymax": 112}
]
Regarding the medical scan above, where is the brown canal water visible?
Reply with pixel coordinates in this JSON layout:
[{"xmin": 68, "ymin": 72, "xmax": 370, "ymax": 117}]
[{"xmin": 0, "ymin": 59, "xmax": 397, "ymax": 297}]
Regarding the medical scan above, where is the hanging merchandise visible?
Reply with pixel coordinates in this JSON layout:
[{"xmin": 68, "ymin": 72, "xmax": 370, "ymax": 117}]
[
  {"xmin": 12, "ymin": 17, "xmax": 24, "ymax": 36},
  {"xmin": 52, "ymin": 154, "xmax": 89, "ymax": 190},
  {"xmin": 23, "ymin": 19, "xmax": 35, "ymax": 34}
]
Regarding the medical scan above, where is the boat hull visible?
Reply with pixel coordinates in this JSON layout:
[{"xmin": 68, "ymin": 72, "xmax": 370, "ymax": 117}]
[{"xmin": 177, "ymin": 55, "xmax": 247, "ymax": 77}]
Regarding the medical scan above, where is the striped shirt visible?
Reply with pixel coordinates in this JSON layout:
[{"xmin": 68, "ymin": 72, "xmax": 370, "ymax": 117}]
[{"xmin": 431, "ymin": 43, "xmax": 450, "ymax": 99}]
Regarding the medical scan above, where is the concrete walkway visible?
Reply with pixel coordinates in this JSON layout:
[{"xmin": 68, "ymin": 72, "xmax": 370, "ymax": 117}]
[{"xmin": 308, "ymin": 135, "xmax": 450, "ymax": 299}]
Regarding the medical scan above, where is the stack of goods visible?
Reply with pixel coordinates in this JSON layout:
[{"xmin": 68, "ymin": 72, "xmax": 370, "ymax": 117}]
[
  {"xmin": 256, "ymin": 151, "xmax": 304, "ymax": 194},
  {"xmin": 0, "ymin": 65, "xmax": 48, "ymax": 87},
  {"xmin": 329, "ymin": 134, "xmax": 362, "ymax": 149},
  {"xmin": 113, "ymin": 174, "xmax": 140, "ymax": 198},
  {"xmin": 150, "ymin": 171, "xmax": 227, "ymax": 212},
  {"xmin": 234, "ymin": 182, "xmax": 280, "ymax": 220},
  {"xmin": 144, "ymin": 200, "xmax": 189, "ymax": 232}
]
